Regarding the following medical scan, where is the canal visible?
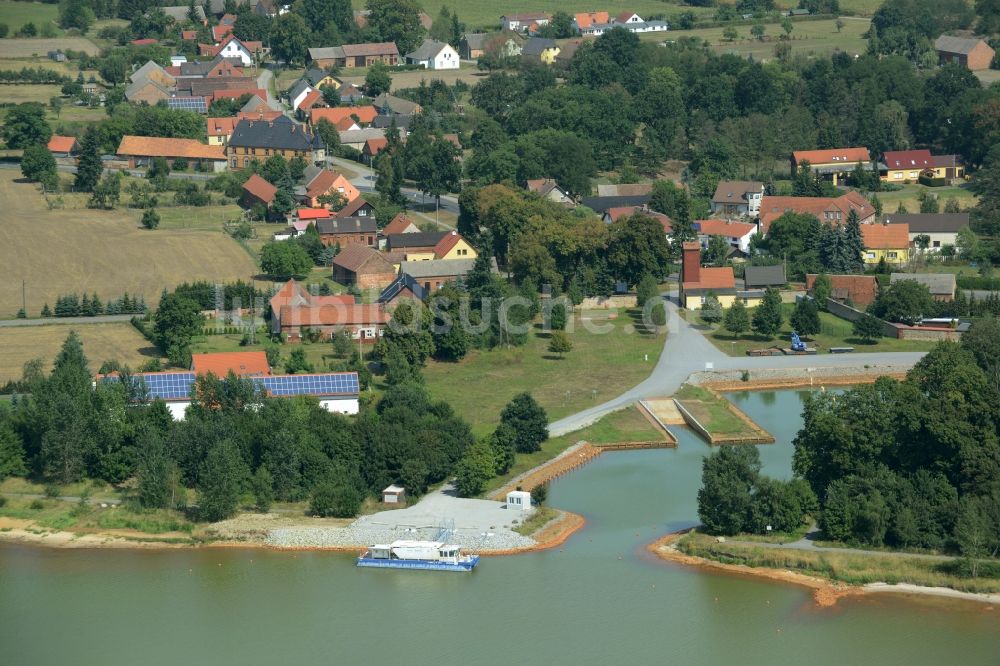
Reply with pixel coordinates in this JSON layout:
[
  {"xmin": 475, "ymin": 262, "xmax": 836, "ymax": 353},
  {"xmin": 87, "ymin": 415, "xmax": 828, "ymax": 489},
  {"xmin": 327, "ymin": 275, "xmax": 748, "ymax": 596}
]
[{"xmin": 1, "ymin": 390, "xmax": 998, "ymax": 665}]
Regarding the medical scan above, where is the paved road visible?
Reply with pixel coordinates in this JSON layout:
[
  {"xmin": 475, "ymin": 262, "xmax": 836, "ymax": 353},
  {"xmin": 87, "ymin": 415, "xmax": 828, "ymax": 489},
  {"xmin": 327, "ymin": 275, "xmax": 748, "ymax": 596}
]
[
  {"xmin": 326, "ymin": 155, "xmax": 460, "ymax": 222},
  {"xmin": 257, "ymin": 67, "xmax": 283, "ymax": 111},
  {"xmin": 547, "ymin": 293, "xmax": 925, "ymax": 436},
  {"xmin": 0, "ymin": 314, "xmax": 135, "ymax": 327}
]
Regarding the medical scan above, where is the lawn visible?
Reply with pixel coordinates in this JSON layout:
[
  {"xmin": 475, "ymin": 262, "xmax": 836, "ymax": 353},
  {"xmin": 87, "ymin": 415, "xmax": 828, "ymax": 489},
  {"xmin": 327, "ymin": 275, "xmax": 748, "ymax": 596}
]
[
  {"xmin": 699, "ymin": 303, "xmax": 937, "ymax": 356},
  {"xmin": 423, "ymin": 308, "xmax": 665, "ymax": 436},
  {"xmin": 0, "ymin": 82, "xmax": 60, "ymax": 104},
  {"xmin": 0, "ymin": 1, "xmax": 59, "ymax": 34},
  {"xmin": 0, "ymin": 322, "xmax": 160, "ymax": 383},
  {"xmin": 659, "ymin": 18, "xmax": 870, "ymax": 60},
  {"xmin": 0, "ymin": 172, "xmax": 258, "ymax": 317},
  {"xmin": 0, "ymin": 37, "xmax": 98, "ymax": 58},
  {"xmin": 481, "ymin": 404, "xmax": 664, "ymax": 495},
  {"xmin": 876, "ymin": 183, "xmax": 977, "ymax": 214},
  {"xmin": 674, "ymin": 385, "xmax": 748, "ymax": 435},
  {"xmin": 189, "ymin": 332, "xmax": 350, "ymax": 375}
]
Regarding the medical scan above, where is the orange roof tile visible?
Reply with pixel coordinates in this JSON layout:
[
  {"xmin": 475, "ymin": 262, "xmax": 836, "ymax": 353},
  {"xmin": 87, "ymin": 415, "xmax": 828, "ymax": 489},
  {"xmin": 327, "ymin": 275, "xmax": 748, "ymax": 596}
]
[
  {"xmin": 117, "ymin": 136, "xmax": 225, "ymax": 160},
  {"xmin": 806, "ymin": 274, "xmax": 878, "ymax": 306},
  {"xmin": 574, "ymin": 11, "xmax": 609, "ymax": 28},
  {"xmin": 696, "ymin": 219, "xmax": 756, "ymax": 238},
  {"xmin": 213, "ymin": 87, "xmax": 266, "ymax": 101},
  {"xmin": 792, "ymin": 147, "xmax": 870, "ymax": 166},
  {"xmin": 683, "ymin": 267, "xmax": 735, "ymax": 291},
  {"xmin": 206, "ymin": 116, "xmax": 238, "ymax": 137},
  {"xmin": 191, "ymin": 351, "xmax": 271, "ymax": 377},
  {"xmin": 310, "ymin": 105, "xmax": 378, "ymax": 126},
  {"xmin": 861, "ymin": 223, "xmax": 909, "ymax": 249},
  {"xmin": 364, "ymin": 137, "xmax": 388, "ymax": 155},
  {"xmin": 299, "ymin": 89, "xmax": 324, "ymax": 111},
  {"xmin": 335, "ymin": 116, "xmax": 359, "ymax": 131},
  {"xmin": 433, "ymin": 231, "xmax": 464, "ymax": 258},
  {"xmin": 242, "ymin": 173, "xmax": 277, "ymax": 204},
  {"xmin": 382, "ymin": 213, "xmax": 418, "ymax": 235},
  {"xmin": 297, "ymin": 208, "xmax": 331, "ymax": 220},
  {"xmin": 47, "ymin": 135, "xmax": 77, "ymax": 153}
]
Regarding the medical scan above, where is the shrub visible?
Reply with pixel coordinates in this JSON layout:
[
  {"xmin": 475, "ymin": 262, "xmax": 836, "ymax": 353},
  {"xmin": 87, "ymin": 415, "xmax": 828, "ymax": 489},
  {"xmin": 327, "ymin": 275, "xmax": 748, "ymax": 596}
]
[
  {"xmin": 309, "ymin": 482, "xmax": 361, "ymax": 518},
  {"xmin": 530, "ymin": 484, "xmax": 548, "ymax": 505},
  {"xmin": 30, "ymin": 499, "xmax": 44, "ymax": 510},
  {"xmin": 44, "ymin": 484, "xmax": 61, "ymax": 499}
]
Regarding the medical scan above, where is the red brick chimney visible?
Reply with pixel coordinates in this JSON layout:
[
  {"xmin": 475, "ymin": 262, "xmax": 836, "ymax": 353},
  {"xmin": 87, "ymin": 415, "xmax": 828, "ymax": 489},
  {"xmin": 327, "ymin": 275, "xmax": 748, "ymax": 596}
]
[{"xmin": 682, "ymin": 241, "xmax": 701, "ymax": 285}]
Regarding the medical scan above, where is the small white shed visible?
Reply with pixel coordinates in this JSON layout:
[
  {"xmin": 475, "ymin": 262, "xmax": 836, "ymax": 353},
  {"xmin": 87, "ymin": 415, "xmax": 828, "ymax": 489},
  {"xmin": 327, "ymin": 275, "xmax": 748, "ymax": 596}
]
[
  {"xmin": 506, "ymin": 490, "xmax": 532, "ymax": 511},
  {"xmin": 382, "ymin": 485, "xmax": 406, "ymax": 504}
]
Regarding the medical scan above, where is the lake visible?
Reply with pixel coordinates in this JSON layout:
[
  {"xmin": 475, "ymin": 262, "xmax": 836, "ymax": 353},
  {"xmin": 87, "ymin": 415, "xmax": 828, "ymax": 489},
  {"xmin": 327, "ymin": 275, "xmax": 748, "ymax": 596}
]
[{"xmin": 1, "ymin": 390, "xmax": 998, "ymax": 665}]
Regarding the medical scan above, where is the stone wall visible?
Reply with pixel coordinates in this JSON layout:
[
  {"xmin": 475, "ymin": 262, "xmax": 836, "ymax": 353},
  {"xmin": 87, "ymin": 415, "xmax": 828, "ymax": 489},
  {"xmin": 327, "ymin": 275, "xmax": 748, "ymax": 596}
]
[{"xmin": 824, "ymin": 298, "xmax": 901, "ymax": 338}]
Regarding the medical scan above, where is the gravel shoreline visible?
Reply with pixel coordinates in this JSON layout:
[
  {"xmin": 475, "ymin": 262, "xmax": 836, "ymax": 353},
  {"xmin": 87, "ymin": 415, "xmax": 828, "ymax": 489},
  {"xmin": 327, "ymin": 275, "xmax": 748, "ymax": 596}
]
[{"xmin": 265, "ymin": 523, "xmax": 536, "ymax": 551}]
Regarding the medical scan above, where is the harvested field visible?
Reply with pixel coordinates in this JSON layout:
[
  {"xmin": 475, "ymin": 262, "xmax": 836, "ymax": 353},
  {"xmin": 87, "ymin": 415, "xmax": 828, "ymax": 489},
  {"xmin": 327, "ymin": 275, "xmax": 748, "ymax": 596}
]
[
  {"xmin": 0, "ymin": 83, "xmax": 60, "ymax": 104},
  {"xmin": 0, "ymin": 37, "xmax": 98, "ymax": 58},
  {"xmin": 338, "ymin": 65, "xmax": 489, "ymax": 92},
  {"xmin": 0, "ymin": 172, "xmax": 258, "ymax": 317},
  {"xmin": 0, "ymin": 323, "xmax": 158, "ymax": 382}
]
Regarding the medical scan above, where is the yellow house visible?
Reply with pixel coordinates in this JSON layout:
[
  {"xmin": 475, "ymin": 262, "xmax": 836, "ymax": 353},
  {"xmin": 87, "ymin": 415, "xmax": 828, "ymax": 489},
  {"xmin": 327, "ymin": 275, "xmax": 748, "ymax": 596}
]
[
  {"xmin": 523, "ymin": 37, "xmax": 560, "ymax": 65},
  {"xmin": 882, "ymin": 149, "xmax": 966, "ymax": 182},
  {"xmin": 928, "ymin": 154, "xmax": 966, "ymax": 180},
  {"xmin": 434, "ymin": 232, "xmax": 477, "ymax": 260},
  {"xmin": 679, "ymin": 242, "xmax": 763, "ymax": 309},
  {"xmin": 862, "ymin": 223, "xmax": 910, "ymax": 265},
  {"xmin": 305, "ymin": 68, "xmax": 341, "ymax": 90},
  {"xmin": 385, "ymin": 231, "xmax": 478, "ymax": 263}
]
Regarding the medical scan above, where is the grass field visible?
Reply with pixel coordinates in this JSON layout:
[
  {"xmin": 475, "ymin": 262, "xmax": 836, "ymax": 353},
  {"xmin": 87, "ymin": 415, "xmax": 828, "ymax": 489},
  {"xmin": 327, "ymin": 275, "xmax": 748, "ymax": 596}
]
[
  {"xmin": 697, "ymin": 303, "xmax": 937, "ymax": 356},
  {"xmin": 678, "ymin": 530, "xmax": 1000, "ymax": 594},
  {"xmin": 338, "ymin": 65, "xmax": 490, "ymax": 92},
  {"xmin": 481, "ymin": 404, "xmax": 663, "ymax": 494},
  {"xmin": 423, "ymin": 308, "xmax": 665, "ymax": 436},
  {"xmin": 0, "ymin": 82, "xmax": 60, "ymax": 104},
  {"xmin": 0, "ymin": 172, "xmax": 258, "ymax": 317},
  {"xmin": 0, "ymin": 1, "xmax": 59, "ymax": 34},
  {"xmin": 674, "ymin": 385, "xmax": 748, "ymax": 435},
  {"xmin": 660, "ymin": 17, "xmax": 870, "ymax": 60},
  {"xmin": 0, "ymin": 37, "xmax": 98, "ymax": 58},
  {"xmin": 876, "ymin": 183, "xmax": 977, "ymax": 214},
  {"xmin": 0, "ymin": 322, "xmax": 159, "ymax": 382}
]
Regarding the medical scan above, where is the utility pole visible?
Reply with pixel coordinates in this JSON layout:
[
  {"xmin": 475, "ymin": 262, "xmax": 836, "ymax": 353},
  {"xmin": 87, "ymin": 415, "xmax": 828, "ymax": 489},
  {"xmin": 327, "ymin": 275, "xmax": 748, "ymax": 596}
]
[{"xmin": 22, "ymin": 280, "xmax": 26, "ymax": 316}]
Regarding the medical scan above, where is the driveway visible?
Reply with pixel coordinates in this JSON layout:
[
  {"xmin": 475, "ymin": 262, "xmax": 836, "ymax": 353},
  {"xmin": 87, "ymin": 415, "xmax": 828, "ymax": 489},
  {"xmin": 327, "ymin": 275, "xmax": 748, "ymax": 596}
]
[
  {"xmin": 256, "ymin": 67, "xmax": 284, "ymax": 111},
  {"xmin": 352, "ymin": 483, "xmax": 522, "ymax": 532},
  {"xmin": 548, "ymin": 293, "xmax": 925, "ymax": 436}
]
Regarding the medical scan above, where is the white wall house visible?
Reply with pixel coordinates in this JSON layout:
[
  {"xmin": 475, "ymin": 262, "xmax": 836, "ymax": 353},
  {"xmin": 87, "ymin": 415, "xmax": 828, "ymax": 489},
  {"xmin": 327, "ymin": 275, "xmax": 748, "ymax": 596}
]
[
  {"xmin": 217, "ymin": 37, "xmax": 255, "ymax": 65},
  {"xmin": 405, "ymin": 39, "xmax": 460, "ymax": 70},
  {"xmin": 506, "ymin": 490, "xmax": 532, "ymax": 511}
]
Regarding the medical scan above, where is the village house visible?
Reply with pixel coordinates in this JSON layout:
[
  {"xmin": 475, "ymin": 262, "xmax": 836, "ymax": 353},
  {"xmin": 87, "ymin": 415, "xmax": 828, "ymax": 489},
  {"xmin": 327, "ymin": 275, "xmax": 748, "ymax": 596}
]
[
  {"xmin": 310, "ymin": 105, "xmax": 379, "ymax": 128},
  {"xmin": 790, "ymin": 147, "xmax": 873, "ymax": 186},
  {"xmin": 602, "ymin": 206, "xmax": 672, "ymax": 236},
  {"xmin": 694, "ymin": 219, "xmax": 758, "ymax": 254},
  {"xmin": 758, "ymin": 191, "xmax": 876, "ymax": 233},
  {"xmin": 206, "ymin": 116, "xmax": 238, "ymax": 146},
  {"xmin": 362, "ymin": 137, "xmax": 389, "ymax": 164},
  {"xmin": 270, "ymin": 279, "xmax": 388, "ymax": 343},
  {"xmin": 890, "ymin": 273, "xmax": 956, "ymax": 302},
  {"xmin": 934, "ymin": 35, "xmax": 995, "ymax": 71},
  {"xmin": 405, "ymin": 39, "xmax": 460, "ymax": 69},
  {"xmin": 680, "ymin": 241, "xmax": 740, "ymax": 309},
  {"xmin": 880, "ymin": 212, "xmax": 968, "ymax": 251},
  {"xmin": 861, "ymin": 223, "xmax": 910, "ymax": 266},
  {"xmin": 116, "ymin": 136, "xmax": 227, "ymax": 171},
  {"xmin": 316, "ymin": 217, "xmax": 378, "ymax": 247},
  {"xmin": 125, "ymin": 61, "xmax": 176, "ymax": 104},
  {"xmin": 501, "ymin": 12, "xmax": 551, "ymax": 33},
  {"xmin": 743, "ymin": 265, "xmax": 787, "ymax": 290},
  {"xmin": 521, "ymin": 37, "xmax": 560, "ymax": 64},
  {"xmin": 372, "ymin": 92, "xmax": 423, "ymax": 116},
  {"xmin": 300, "ymin": 168, "xmax": 360, "ymax": 209},
  {"xmin": 227, "ymin": 115, "xmax": 324, "ymax": 169},
  {"xmin": 806, "ymin": 274, "xmax": 878, "ymax": 306},
  {"xmin": 191, "ymin": 351, "xmax": 270, "ymax": 377},
  {"xmin": 574, "ymin": 10, "xmax": 668, "ymax": 35},
  {"xmin": 240, "ymin": 173, "xmax": 277, "ymax": 209},
  {"xmin": 308, "ymin": 42, "xmax": 400, "ymax": 69},
  {"xmin": 928, "ymin": 154, "xmax": 966, "ymax": 180},
  {"xmin": 880, "ymin": 149, "xmax": 935, "ymax": 183},
  {"xmin": 331, "ymin": 243, "xmax": 398, "ymax": 289},
  {"xmin": 398, "ymin": 258, "xmax": 487, "ymax": 292},
  {"xmin": 381, "ymin": 213, "xmax": 420, "ymax": 236},
  {"xmin": 460, "ymin": 32, "xmax": 523, "ymax": 59},
  {"xmin": 525, "ymin": 178, "xmax": 574, "ymax": 205},
  {"xmin": 303, "ymin": 68, "xmax": 341, "ymax": 90},
  {"xmin": 288, "ymin": 79, "xmax": 316, "ymax": 111},
  {"xmin": 711, "ymin": 180, "xmax": 765, "ymax": 218},
  {"xmin": 199, "ymin": 35, "xmax": 263, "ymax": 65},
  {"xmin": 385, "ymin": 231, "xmax": 477, "ymax": 261},
  {"xmin": 47, "ymin": 135, "xmax": 79, "ymax": 158},
  {"xmin": 336, "ymin": 197, "xmax": 376, "ymax": 219}
]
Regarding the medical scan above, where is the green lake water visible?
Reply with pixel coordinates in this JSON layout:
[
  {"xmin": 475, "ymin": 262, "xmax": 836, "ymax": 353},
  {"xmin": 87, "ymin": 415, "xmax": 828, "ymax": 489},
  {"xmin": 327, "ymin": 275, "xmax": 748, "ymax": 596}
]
[{"xmin": 1, "ymin": 390, "xmax": 999, "ymax": 665}]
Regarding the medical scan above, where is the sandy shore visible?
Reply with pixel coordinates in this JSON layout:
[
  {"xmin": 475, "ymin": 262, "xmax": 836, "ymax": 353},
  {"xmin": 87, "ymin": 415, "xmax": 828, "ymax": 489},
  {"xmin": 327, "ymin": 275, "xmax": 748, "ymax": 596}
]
[
  {"xmin": 647, "ymin": 531, "xmax": 1000, "ymax": 609},
  {"xmin": 701, "ymin": 372, "xmax": 908, "ymax": 393}
]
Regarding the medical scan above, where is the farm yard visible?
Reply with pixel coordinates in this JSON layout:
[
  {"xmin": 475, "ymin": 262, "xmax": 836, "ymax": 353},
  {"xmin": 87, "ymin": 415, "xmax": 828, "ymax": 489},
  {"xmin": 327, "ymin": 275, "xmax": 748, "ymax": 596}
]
[
  {"xmin": 0, "ymin": 171, "xmax": 258, "ymax": 318},
  {"xmin": 0, "ymin": 322, "xmax": 158, "ymax": 383}
]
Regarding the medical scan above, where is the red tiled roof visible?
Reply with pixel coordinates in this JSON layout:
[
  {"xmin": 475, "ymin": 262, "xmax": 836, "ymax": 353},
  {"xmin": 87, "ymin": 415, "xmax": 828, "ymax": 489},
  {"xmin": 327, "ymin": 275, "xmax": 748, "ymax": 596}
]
[
  {"xmin": 759, "ymin": 193, "xmax": 875, "ymax": 234},
  {"xmin": 310, "ymin": 105, "xmax": 378, "ymax": 126},
  {"xmin": 117, "ymin": 136, "xmax": 225, "ymax": 160},
  {"xmin": 191, "ymin": 351, "xmax": 271, "ymax": 377},
  {"xmin": 220, "ymin": 13, "xmax": 237, "ymax": 26},
  {"xmin": 336, "ymin": 197, "xmax": 372, "ymax": 218},
  {"xmin": 792, "ymin": 147, "xmax": 870, "ymax": 165},
  {"xmin": 861, "ymin": 223, "xmax": 909, "ymax": 249},
  {"xmin": 335, "ymin": 116, "xmax": 359, "ymax": 131},
  {"xmin": 574, "ymin": 11, "xmax": 609, "ymax": 28},
  {"xmin": 806, "ymin": 274, "xmax": 878, "ymax": 306},
  {"xmin": 181, "ymin": 30, "xmax": 197, "ymax": 41},
  {"xmin": 341, "ymin": 42, "xmax": 399, "ymax": 58},
  {"xmin": 683, "ymin": 267, "xmax": 735, "ymax": 291},
  {"xmin": 212, "ymin": 24, "xmax": 233, "ymax": 42},
  {"xmin": 206, "ymin": 116, "xmax": 238, "ymax": 137},
  {"xmin": 242, "ymin": 173, "xmax": 277, "ymax": 204},
  {"xmin": 47, "ymin": 135, "xmax": 77, "ymax": 153},
  {"xmin": 297, "ymin": 208, "xmax": 331, "ymax": 220},
  {"xmin": 306, "ymin": 170, "xmax": 357, "ymax": 202},
  {"xmin": 332, "ymin": 243, "xmax": 394, "ymax": 273},
  {"xmin": 433, "ymin": 231, "xmax": 464, "ymax": 258},
  {"xmin": 696, "ymin": 219, "xmax": 756, "ymax": 238},
  {"xmin": 883, "ymin": 149, "xmax": 933, "ymax": 169},
  {"xmin": 616, "ymin": 11, "xmax": 637, "ymax": 22},
  {"xmin": 382, "ymin": 213, "xmax": 418, "ymax": 235},
  {"xmin": 238, "ymin": 108, "xmax": 282, "ymax": 122},
  {"xmin": 131, "ymin": 38, "xmax": 158, "ymax": 45},
  {"xmin": 299, "ymin": 89, "xmax": 324, "ymax": 111},
  {"xmin": 606, "ymin": 206, "xmax": 672, "ymax": 232},
  {"xmin": 213, "ymin": 87, "xmax": 266, "ymax": 101},
  {"xmin": 363, "ymin": 137, "xmax": 388, "ymax": 155}
]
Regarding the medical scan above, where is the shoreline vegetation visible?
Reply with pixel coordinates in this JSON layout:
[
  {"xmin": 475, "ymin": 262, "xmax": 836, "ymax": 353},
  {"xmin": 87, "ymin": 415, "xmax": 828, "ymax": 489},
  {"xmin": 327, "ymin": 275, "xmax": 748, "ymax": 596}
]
[{"xmin": 649, "ymin": 531, "xmax": 1000, "ymax": 608}]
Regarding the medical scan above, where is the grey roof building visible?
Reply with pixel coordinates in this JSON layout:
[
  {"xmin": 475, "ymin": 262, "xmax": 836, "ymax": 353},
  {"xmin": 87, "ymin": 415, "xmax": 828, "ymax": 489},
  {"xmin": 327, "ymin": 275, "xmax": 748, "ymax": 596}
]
[
  {"xmin": 580, "ymin": 194, "xmax": 652, "ymax": 214},
  {"xmin": 386, "ymin": 231, "xmax": 448, "ymax": 250},
  {"xmin": 522, "ymin": 37, "xmax": 557, "ymax": 56},
  {"xmin": 743, "ymin": 265, "xmax": 787, "ymax": 289},
  {"xmin": 890, "ymin": 272, "xmax": 956, "ymax": 300},
  {"xmin": 228, "ymin": 115, "xmax": 322, "ymax": 153},
  {"xmin": 372, "ymin": 93, "xmax": 422, "ymax": 115},
  {"xmin": 316, "ymin": 217, "xmax": 379, "ymax": 235},
  {"xmin": 161, "ymin": 5, "xmax": 206, "ymax": 22},
  {"xmin": 880, "ymin": 213, "xmax": 970, "ymax": 233},
  {"xmin": 400, "ymin": 258, "xmax": 481, "ymax": 279}
]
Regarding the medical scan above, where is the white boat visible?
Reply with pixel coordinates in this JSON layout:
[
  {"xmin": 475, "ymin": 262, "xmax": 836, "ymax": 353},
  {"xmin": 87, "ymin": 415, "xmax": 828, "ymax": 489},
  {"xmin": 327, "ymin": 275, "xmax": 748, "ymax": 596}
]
[{"xmin": 356, "ymin": 540, "xmax": 480, "ymax": 572}]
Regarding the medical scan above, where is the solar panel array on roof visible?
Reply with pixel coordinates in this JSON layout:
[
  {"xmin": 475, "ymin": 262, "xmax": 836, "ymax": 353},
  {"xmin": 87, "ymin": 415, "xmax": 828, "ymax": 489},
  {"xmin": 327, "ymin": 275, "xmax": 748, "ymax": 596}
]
[
  {"xmin": 100, "ymin": 372, "xmax": 196, "ymax": 400},
  {"xmin": 256, "ymin": 374, "xmax": 359, "ymax": 397},
  {"xmin": 167, "ymin": 97, "xmax": 208, "ymax": 113}
]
